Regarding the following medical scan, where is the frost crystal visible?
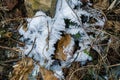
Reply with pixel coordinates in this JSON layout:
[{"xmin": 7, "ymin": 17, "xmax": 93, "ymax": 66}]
[{"xmin": 19, "ymin": 0, "xmax": 105, "ymax": 79}]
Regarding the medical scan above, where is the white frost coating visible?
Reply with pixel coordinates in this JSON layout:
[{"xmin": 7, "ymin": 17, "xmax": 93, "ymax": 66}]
[
  {"xmin": 19, "ymin": 11, "xmax": 56, "ymax": 67},
  {"xmin": 74, "ymin": 50, "xmax": 92, "ymax": 65},
  {"xmin": 68, "ymin": 0, "xmax": 82, "ymax": 9},
  {"xmin": 18, "ymin": 0, "xmax": 105, "ymax": 79},
  {"xmin": 66, "ymin": 27, "xmax": 81, "ymax": 35},
  {"xmin": 51, "ymin": 64, "xmax": 64, "ymax": 79},
  {"xmin": 31, "ymin": 65, "xmax": 40, "ymax": 77},
  {"xmin": 56, "ymin": 0, "xmax": 79, "ymax": 24}
]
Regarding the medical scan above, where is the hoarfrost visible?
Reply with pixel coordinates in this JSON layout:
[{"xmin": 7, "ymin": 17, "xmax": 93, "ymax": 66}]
[{"xmin": 18, "ymin": 0, "xmax": 105, "ymax": 79}]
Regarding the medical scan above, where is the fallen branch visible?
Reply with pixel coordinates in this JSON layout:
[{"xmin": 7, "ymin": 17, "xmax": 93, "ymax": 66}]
[{"xmin": 0, "ymin": 45, "xmax": 22, "ymax": 52}]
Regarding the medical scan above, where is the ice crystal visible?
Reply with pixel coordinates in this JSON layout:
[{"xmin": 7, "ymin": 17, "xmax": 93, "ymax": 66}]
[{"xmin": 19, "ymin": 0, "xmax": 105, "ymax": 79}]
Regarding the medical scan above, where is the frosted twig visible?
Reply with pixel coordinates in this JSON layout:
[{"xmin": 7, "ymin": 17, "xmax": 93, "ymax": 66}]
[
  {"xmin": 42, "ymin": 21, "xmax": 50, "ymax": 59},
  {"xmin": 65, "ymin": 0, "xmax": 92, "ymax": 44},
  {"xmin": 66, "ymin": 47, "xmax": 90, "ymax": 67},
  {"xmin": 46, "ymin": 21, "xmax": 50, "ymax": 50},
  {"xmin": 27, "ymin": 37, "xmax": 36, "ymax": 56}
]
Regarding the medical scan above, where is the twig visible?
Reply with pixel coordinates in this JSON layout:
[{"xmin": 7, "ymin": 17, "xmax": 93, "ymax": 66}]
[
  {"xmin": 69, "ymin": 63, "xmax": 120, "ymax": 80},
  {"xmin": 0, "ymin": 15, "xmax": 46, "ymax": 24},
  {"xmin": 0, "ymin": 6, "xmax": 9, "ymax": 11},
  {"xmin": 46, "ymin": 21, "xmax": 50, "ymax": 50},
  {"xmin": 3, "ymin": 58, "xmax": 20, "ymax": 63},
  {"xmin": 9, "ymin": 38, "xmax": 25, "ymax": 46},
  {"xmin": 27, "ymin": 37, "xmax": 36, "ymax": 56},
  {"xmin": 66, "ymin": 47, "xmax": 90, "ymax": 67},
  {"xmin": 42, "ymin": 21, "xmax": 50, "ymax": 59},
  {"xmin": 65, "ymin": 0, "xmax": 98, "ymax": 48},
  {"xmin": 107, "ymin": 63, "xmax": 120, "ymax": 68},
  {"xmin": 0, "ymin": 45, "xmax": 22, "ymax": 52},
  {"xmin": 65, "ymin": 0, "xmax": 82, "ymax": 25},
  {"xmin": 91, "ymin": 28, "xmax": 120, "ymax": 41}
]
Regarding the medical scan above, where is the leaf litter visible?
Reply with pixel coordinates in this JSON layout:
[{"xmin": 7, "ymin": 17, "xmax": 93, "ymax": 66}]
[
  {"xmin": 0, "ymin": 0, "xmax": 120, "ymax": 80},
  {"xmin": 16, "ymin": 0, "xmax": 106, "ymax": 79}
]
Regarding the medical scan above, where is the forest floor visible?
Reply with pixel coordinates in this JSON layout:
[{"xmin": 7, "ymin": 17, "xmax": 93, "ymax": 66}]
[{"xmin": 0, "ymin": 0, "xmax": 120, "ymax": 80}]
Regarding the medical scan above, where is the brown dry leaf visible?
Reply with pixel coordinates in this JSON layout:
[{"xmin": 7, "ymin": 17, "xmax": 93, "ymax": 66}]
[
  {"xmin": 25, "ymin": 0, "xmax": 57, "ymax": 17},
  {"xmin": 40, "ymin": 67, "xmax": 58, "ymax": 80},
  {"xmin": 55, "ymin": 34, "xmax": 71, "ymax": 61},
  {"xmin": 93, "ymin": 0, "xmax": 109, "ymax": 10},
  {"xmin": 10, "ymin": 57, "xmax": 34, "ymax": 80}
]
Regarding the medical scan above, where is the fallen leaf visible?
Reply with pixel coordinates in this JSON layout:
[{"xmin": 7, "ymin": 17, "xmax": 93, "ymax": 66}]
[
  {"xmin": 25, "ymin": 0, "xmax": 57, "ymax": 17},
  {"xmin": 40, "ymin": 67, "xmax": 58, "ymax": 80},
  {"xmin": 55, "ymin": 34, "xmax": 72, "ymax": 61}
]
